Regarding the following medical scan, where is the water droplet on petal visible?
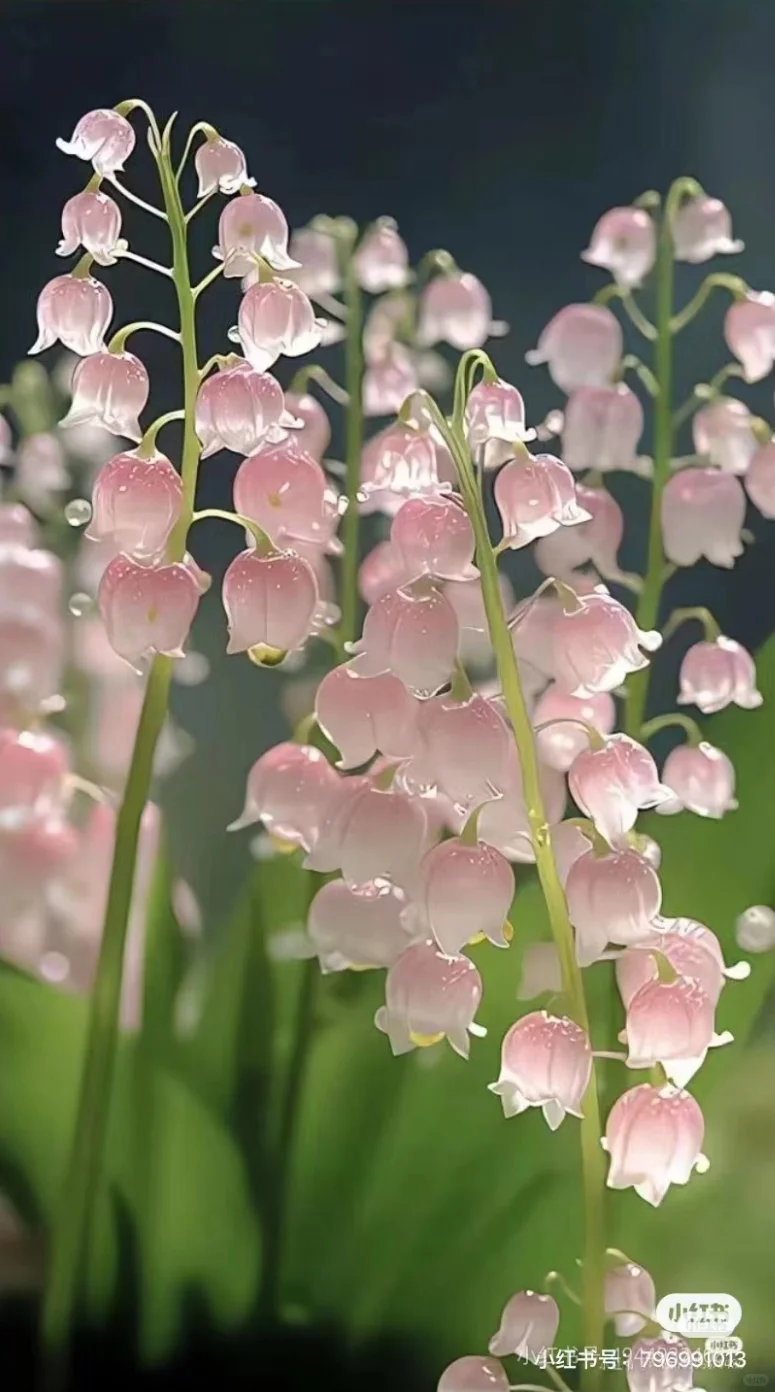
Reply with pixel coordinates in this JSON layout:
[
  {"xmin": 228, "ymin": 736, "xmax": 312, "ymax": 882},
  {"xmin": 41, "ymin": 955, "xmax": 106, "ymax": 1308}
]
[
  {"xmin": 735, "ymin": 904, "xmax": 775, "ymax": 953},
  {"xmin": 64, "ymin": 498, "xmax": 93, "ymax": 527}
]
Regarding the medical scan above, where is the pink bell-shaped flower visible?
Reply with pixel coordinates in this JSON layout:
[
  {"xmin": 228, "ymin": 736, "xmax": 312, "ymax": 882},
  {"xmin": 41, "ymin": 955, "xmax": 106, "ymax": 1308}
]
[
  {"xmin": 314, "ymin": 661, "xmax": 418, "ymax": 769},
  {"xmin": 552, "ymin": 591, "xmax": 661, "ymax": 698},
  {"xmin": 360, "ymin": 423, "xmax": 444, "ymax": 501},
  {"xmin": 417, "ymin": 837, "xmax": 514, "ymax": 955},
  {"xmin": 673, "ymin": 195, "xmax": 743, "ymax": 263},
  {"xmin": 605, "ymin": 1262, "xmax": 656, "ymax": 1337},
  {"xmin": 60, "ymin": 350, "xmax": 149, "ymax": 441},
  {"xmin": 359, "ymin": 540, "xmax": 411, "ymax": 605},
  {"xmin": 659, "ymin": 741, "xmax": 738, "ymax": 819},
  {"xmin": 236, "ymin": 279, "xmax": 322, "ymax": 373},
  {"xmin": 375, "ymin": 941, "xmax": 484, "ymax": 1057},
  {"xmin": 488, "ymin": 1290, "xmax": 560, "ymax": 1362},
  {"xmin": 678, "ymin": 636, "xmax": 761, "ymax": 714},
  {"xmin": 195, "ymin": 360, "xmax": 291, "ymax": 458},
  {"xmin": 569, "ymin": 734, "xmax": 672, "ymax": 846},
  {"xmin": 216, "ymin": 193, "xmax": 297, "ymax": 277},
  {"xmin": 535, "ymin": 484, "xmax": 626, "ymax": 584},
  {"xmin": 692, "ymin": 397, "xmax": 758, "ymax": 474},
  {"xmin": 437, "ymin": 1356, "xmax": 509, "ymax": 1392},
  {"xmin": 662, "ymin": 467, "xmax": 746, "ymax": 568},
  {"xmin": 445, "ymin": 573, "xmax": 514, "ymax": 671},
  {"xmin": 724, "ymin": 292, "xmax": 775, "ymax": 382},
  {"xmin": 745, "ymin": 441, "xmax": 775, "ymax": 517},
  {"xmin": 353, "ymin": 221, "xmax": 409, "ymax": 293},
  {"xmin": 0, "ymin": 545, "xmax": 63, "ymax": 616},
  {"xmin": 417, "ymin": 272, "xmax": 492, "ymax": 351},
  {"xmin": 565, "ymin": 847, "xmax": 662, "ymax": 966},
  {"xmin": 475, "ymin": 769, "xmax": 568, "ymax": 863},
  {"xmin": 362, "ymin": 343, "xmax": 419, "ymax": 418},
  {"xmin": 0, "ymin": 609, "xmax": 64, "ymax": 716},
  {"xmin": 0, "ymin": 728, "xmax": 69, "ymax": 829},
  {"xmin": 0, "ymin": 814, "xmax": 78, "ymax": 923},
  {"xmin": 534, "ymin": 683, "xmax": 616, "ymax": 772},
  {"xmin": 233, "ymin": 440, "xmax": 335, "ymax": 549},
  {"xmin": 283, "ymin": 391, "xmax": 331, "ymax": 461},
  {"xmin": 288, "ymin": 227, "xmax": 341, "ymax": 297},
  {"xmin": 57, "ymin": 190, "xmax": 124, "ymax": 266},
  {"xmin": 490, "ymin": 1011, "xmax": 592, "ymax": 1128},
  {"xmin": 562, "ymin": 384, "xmax": 645, "ymax": 474},
  {"xmin": 195, "ymin": 135, "xmax": 252, "ymax": 196},
  {"xmin": 229, "ymin": 741, "xmax": 340, "ymax": 846},
  {"xmin": 465, "ymin": 377, "xmax": 529, "ymax": 453},
  {"xmin": 305, "ymin": 776, "xmax": 426, "ymax": 889},
  {"xmin": 390, "ymin": 496, "xmax": 475, "ymax": 581},
  {"xmin": 89, "ymin": 451, "xmax": 182, "ymax": 559},
  {"xmin": 582, "ymin": 206, "xmax": 656, "ymax": 287},
  {"xmin": 494, "ymin": 451, "xmax": 591, "ymax": 549},
  {"xmin": 56, "ymin": 108, "xmax": 135, "ymax": 175},
  {"xmin": 627, "ymin": 1336, "xmax": 700, "ymax": 1392},
  {"xmin": 30, "ymin": 274, "xmax": 112, "ymax": 357},
  {"xmin": 401, "ymin": 692, "xmax": 517, "ymax": 811},
  {"xmin": 603, "ymin": 1082, "xmax": 708, "ymax": 1206},
  {"xmin": 616, "ymin": 915, "xmax": 749, "ymax": 1010},
  {"xmin": 352, "ymin": 581, "xmax": 459, "ymax": 697},
  {"xmin": 98, "ymin": 554, "xmax": 201, "ymax": 663},
  {"xmin": 551, "ymin": 819, "xmax": 595, "ymax": 886},
  {"xmin": 623, "ymin": 976, "xmax": 724, "ymax": 1087},
  {"xmin": 0, "ymin": 503, "xmax": 38, "ymax": 548},
  {"xmin": 307, "ymin": 876, "xmax": 415, "ymax": 972},
  {"xmin": 222, "ymin": 547, "xmax": 318, "ymax": 660},
  {"xmin": 526, "ymin": 304, "xmax": 623, "ymax": 392},
  {"xmin": 510, "ymin": 591, "xmax": 563, "ymax": 687}
]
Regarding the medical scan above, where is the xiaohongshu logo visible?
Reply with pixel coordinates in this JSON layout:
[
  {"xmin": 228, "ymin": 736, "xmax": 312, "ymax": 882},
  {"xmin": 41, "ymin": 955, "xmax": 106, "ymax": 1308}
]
[{"xmin": 655, "ymin": 1293, "xmax": 742, "ymax": 1337}]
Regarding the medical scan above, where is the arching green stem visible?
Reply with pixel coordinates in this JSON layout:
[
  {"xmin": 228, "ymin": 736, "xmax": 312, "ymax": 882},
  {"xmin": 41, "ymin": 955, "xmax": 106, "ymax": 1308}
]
[{"xmin": 640, "ymin": 712, "xmax": 703, "ymax": 746}]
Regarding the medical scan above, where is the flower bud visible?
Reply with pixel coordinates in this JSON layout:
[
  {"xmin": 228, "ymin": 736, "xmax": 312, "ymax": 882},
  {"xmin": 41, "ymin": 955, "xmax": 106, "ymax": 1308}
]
[
  {"xmin": 305, "ymin": 776, "xmax": 427, "ymax": 890},
  {"xmin": 552, "ymin": 591, "xmax": 661, "ymax": 698},
  {"xmin": 307, "ymin": 876, "xmax": 415, "ymax": 972},
  {"xmin": 535, "ymin": 484, "xmax": 626, "ymax": 584},
  {"xmin": 417, "ymin": 272, "xmax": 492, "ymax": 350},
  {"xmin": 724, "ymin": 292, "xmax": 775, "ymax": 382},
  {"xmin": 490, "ymin": 1011, "xmax": 592, "ymax": 1128},
  {"xmin": 233, "ymin": 439, "xmax": 335, "ymax": 549},
  {"xmin": 693, "ymin": 396, "xmax": 758, "ymax": 474},
  {"xmin": 353, "ymin": 582, "xmax": 459, "ymax": 697},
  {"xmin": 437, "ymin": 1356, "xmax": 509, "ymax": 1392},
  {"xmin": 465, "ymin": 377, "xmax": 528, "ymax": 452},
  {"xmin": 603, "ymin": 1082, "xmax": 708, "ymax": 1206},
  {"xmin": 623, "ymin": 976, "xmax": 719, "ymax": 1086},
  {"xmin": 561, "ymin": 384, "xmax": 645, "ymax": 474},
  {"xmin": 0, "ymin": 728, "xmax": 69, "ymax": 830},
  {"xmin": 391, "ymin": 496, "xmax": 475, "ymax": 581},
  {"xmin": 533, "ymin": 683, "xmax": 616, "ymax": 772},
  {"xmin": 353, "ymin": 222, "xmax": 409, "ymax": 293},
  {"xmin": 488, "ymin": 1289, "xmax": 560, "ymax": 1361},
  {"xmin": 375, "ymin": 941, "xmax": 484, "ymax": 1057},
  {"xmin": 56, "ymin": 108, "xmax": 135, "ymax": 175},
  {"xmin": 89, "ymin": 451, "xmax": 182, "ymax": 559},
  {"xmin": 745, "ymin": 441, "xmax": 775, "ymax": 517},
  {"xmin": 418, "ymin": 837, "xmax": 514, "ymax": 955},
  {"xmin": 526, "ymin": 304, "xmax": 622, "ymax": 392},
  {"xmin": 582, "ymin": 206, "xmax": 656, "ymax": 287},
  {"xmin": 217, "ymin": 193, "xmax": 297, "ymax": 277},
  {"xmin": 57, "ymin": 190, "xmax": 124, "ymax": 266},
  {"xmin": 222, "ymin": 548, "xmax": 318, "ymax": 660},
  {"xmin": 627, "ymin": 1336, "xmax": 700, "ymax": 1392},
  {"xmin": 314, "ymin": 661, "xmax": 418, "ymax": 769},
  {"xmin": 195, "ymin": 361, "xmax": 291, "ymax": 458},
  {"xmin": 678, "ymin": 636, "xmax": 761, "ymax": 714},
  {"xmin": 98, "ymin": 554, "xmax": 201, "ymax": 663},
  {"xmin": 30, "ymin": 274, "xmax": 112, "ymax": 357},
  {"xmin": 236, "ymin": 280, "xmax": 322, "ymax": 372},
  {"xmin": 605, "ymin": 1263, "xmax": 656, "ymax": 1336},
  {"xmin": 401, "ymin": 692, "xmax": 517, "ymax": 811},
  {"xmin": 61, "ymin": 350, "xmax": 149, "ymax": 441},
  {"xmin": 195, "ymin": 135, "xmax": 251, "ymax": 196},
  {"xmin": 229, "ymin": 741, "xmax": 340, "ymax": 846},
  {"xmin": 288, "ymin": 228, "xmax": 341, "ymax": 297},
  {"xmin": 661, "ymin": 468, "xmax": 745, "ymax": 568},
  {"xmin": 568, "ymin": 734, "xmax": 672, "ymax": 846},
  {"xmin": 673, "ymin": 195, "xmax": 743, "ymax": 263},
  {"xmin": 659, "ymin": 741, "xmax": 738, "ymax": 819},
  {"xmin": 494, "ymin": 452, "xmax": 591, "ymax": 549},
  {"xmin": 362, "ymin": 344, "xmax": 419, "ymax": 417},
  {"xmin": 566, "ymin": 848, "xmax": 662, "ymax": 966}
]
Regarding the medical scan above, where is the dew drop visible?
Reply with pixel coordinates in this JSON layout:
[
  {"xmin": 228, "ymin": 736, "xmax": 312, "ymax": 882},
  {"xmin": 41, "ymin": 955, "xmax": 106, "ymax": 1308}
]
[
  {"xmin": 64, "ymin": 498, "xmax": 92, "ymax": 527},
  {"xmin": 68, "ymin": 591, "xmax": 93, "ymax": 618},
  {"xmin": 735, "ymin": 904, "xmax": 775, "ymax": 953}
]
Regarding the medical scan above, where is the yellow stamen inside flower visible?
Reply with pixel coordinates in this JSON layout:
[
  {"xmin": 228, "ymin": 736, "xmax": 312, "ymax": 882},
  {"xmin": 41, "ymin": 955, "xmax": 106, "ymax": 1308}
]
[
  {"xmin": 409, "ymin": 1031, "xmax": 444, "ymax": 1048},
  {"xmin": 247, "ymin": 643, "xmax": 285, "ymax": 667},
  {"xmin": 269, "ymin": 833, "xmax": 299, "ymax": 856}
]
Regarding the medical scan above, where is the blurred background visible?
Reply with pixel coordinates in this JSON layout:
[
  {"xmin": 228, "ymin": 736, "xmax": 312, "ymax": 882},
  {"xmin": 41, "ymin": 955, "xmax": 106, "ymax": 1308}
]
[{"xmin": 0, "ymin": 2, "xmax": 774, "ymax": 1388}]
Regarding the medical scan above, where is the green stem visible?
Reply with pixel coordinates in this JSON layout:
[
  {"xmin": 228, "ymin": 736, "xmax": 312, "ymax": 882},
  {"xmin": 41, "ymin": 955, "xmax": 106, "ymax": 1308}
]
[
  {"xmin": 661, "ymin": 605, "xmax": 721, "ymax": 643},
  {"xmin": 669, "ymin": 272, "xmax": 748, "ymax": 335},
  {"xmin": 340, "ymin": 255, "xmax": 363, "ymax": 646},
  {"xmin": 640, "ymin": 712, "xmax": 703, "ymax": 746},
  {"xmin": 39, "ymin": 126, "xmax": 203, "ymax": 1387},
  {"xmin": 431, "ymin": 398, "xmax": 606, "ymax": 1391},
  {"xmin": 623, "ymin": 189, "xmax": 676, "ymax": 739}
]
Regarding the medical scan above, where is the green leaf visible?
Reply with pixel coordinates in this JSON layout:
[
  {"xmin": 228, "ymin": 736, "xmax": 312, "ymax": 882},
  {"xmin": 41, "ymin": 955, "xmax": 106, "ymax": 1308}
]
[{"xmin": 0, "ymin": 966, "xmax": 261, "ymax": 1360}]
